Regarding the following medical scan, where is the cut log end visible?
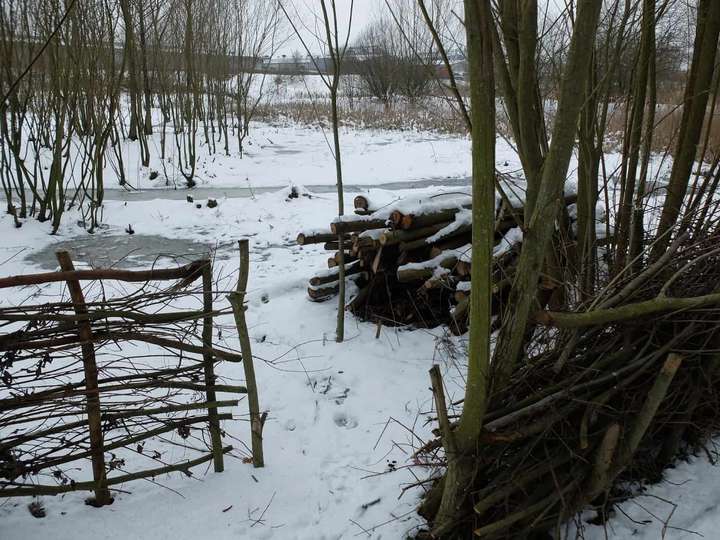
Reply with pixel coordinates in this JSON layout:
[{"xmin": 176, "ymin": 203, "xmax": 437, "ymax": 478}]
[{"xmin": 354, "ymin": 195, "xmax": 369, "ymax": 211}]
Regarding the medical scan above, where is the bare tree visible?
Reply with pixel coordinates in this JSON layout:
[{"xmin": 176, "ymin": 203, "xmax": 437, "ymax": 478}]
[
  {"xmin": 354, "ymin": 5, "xmax": 436, "ymax": 106},
  {"xmin": 231, "ymin": 0, "xmax": 284, "ymax": 158},
  {"xmin": 421, "ymin": 1, "xmax": 603, "ymax": 534},
  {"xmin": 652, "ymin": 0, "xmax": 720, "ymax": 255},
  {"xmin": 279, "ymin": 0, "xmax": 354, "ymax": 343},
  {"xmin": 431, "ymin": 0, "xmax": 495, "ymax": 533}
]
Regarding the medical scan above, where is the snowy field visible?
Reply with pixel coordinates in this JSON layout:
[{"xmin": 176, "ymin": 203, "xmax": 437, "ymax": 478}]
[
  {"xmin": 120, "ymin": 121, "xmax": 475, "ymax": 191},
  {"xmin": 122, "ymin": 123, "xmax": 470, "ymax": 189},
  {"xmin": 1, "ymin": 123, "xmax": 718, "ymax": 540}
]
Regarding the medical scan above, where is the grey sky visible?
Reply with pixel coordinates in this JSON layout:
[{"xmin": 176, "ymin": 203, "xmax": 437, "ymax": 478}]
[
  {"xmin": 277, "ymin": 0, "xmax": 384, "ymax": 57},
  {"xmin": 276, "ymin": 0, "xmax": 566, "ymax": 58}
]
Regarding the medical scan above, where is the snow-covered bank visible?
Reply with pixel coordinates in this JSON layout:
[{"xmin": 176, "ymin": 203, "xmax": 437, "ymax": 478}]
[{"xmin": 571, "ymin": 451, "xmax": 720, "ymax": 539}]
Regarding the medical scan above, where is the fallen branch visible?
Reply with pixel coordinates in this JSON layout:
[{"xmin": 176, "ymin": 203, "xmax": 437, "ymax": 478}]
[{"xmin": 537, "ymin": 292, "xmax": 720, "ymax": 328}]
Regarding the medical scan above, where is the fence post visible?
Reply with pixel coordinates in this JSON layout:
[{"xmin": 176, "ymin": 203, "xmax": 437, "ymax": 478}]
[
  {"xmin": 228, "ymin": 240, "xmax": 264, "ymax": 467},
  {"xmin": 55, "ymin": 251, "xmax": 112, "ymax": 506},
  {"xmin": 201, "ymin": 260, "xmax": 225, "ymax": 472}
]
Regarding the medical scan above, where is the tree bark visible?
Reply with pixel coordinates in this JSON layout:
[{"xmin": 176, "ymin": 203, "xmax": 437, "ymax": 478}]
[
  {"xmin": 537, "ymin": 291, "xmax": 720, "ymax": 328},
  {"xmin": 492, "ymin": 0, "xmax": 603, "ymax": 388},
  {"xmin": 432, "ymin": 0, "xmax": 495, "ymax": 534},
  {"xmin": 652, "ymin": 0, "xmax": 720, "ymax": 256},
  {"xmin": 615, "ymin": 0, "xmax": 655, "ymax": 271}
]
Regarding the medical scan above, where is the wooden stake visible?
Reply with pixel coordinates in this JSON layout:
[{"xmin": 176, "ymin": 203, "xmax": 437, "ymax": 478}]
[
  {"xmin": 429, "ymin": 365, "xmax": 456, "ymax": 455},
  {"xmin": 228, "ymin": 240, "xmax": 264, "ymax": 467},
  {"xmin": 201, "ymin": 261, "xmax": 224, "ymax": 473},
  {"xmin": 55, "ymin": 251, "xmax": 112, "ymax": 507}
]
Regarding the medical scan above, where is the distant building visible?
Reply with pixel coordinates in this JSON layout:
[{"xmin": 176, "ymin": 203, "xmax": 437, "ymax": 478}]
[{"xmin": 436, "ymin": 59, "xmax": 467, "ymax": 80}]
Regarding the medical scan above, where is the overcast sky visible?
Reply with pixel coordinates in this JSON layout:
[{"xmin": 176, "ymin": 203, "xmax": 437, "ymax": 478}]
[
  {"xmin": 276, "ymin": 0, "xmax": 568, "ymax": 58},
  {"xmin": 277, "ymin": 0, "xmax": 385, "ymax": 57}
]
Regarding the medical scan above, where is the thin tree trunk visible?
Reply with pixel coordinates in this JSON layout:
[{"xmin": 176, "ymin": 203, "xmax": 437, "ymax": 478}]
[
  {"xmin": 615, "ymin": 0, "xmax": 654, "ymax": 271},
  {"xmin": 652, "ymin": 0, "xmax": 720, "ymax": 256},
  {"xmin": 432, "ymin": 0, "xmax": 494, "ymax": 534},
  {"xmin": 120, "ymin": 0, "xmax": 141, "ymax": 142},
  {"xmin": 492, "ymin": 0, "xmax": 603, "ymax": 387},
  {"xmin": 630, "ymin": 12, "xmax": 657, "ymax": 268},
  {"xmin": 331, "ymin": 90, "xmax": 346, "ymax": 342},
  {"xmin": 576, "ymin": 55, "xmax": 600, "ymax": 298},
  {"xmin": 317, "ymin": 0, "xmax": 347, "ymax": 343},
  {"xmin": 137, "ymin": 0, "xmax": 153, "ymax": 137}
]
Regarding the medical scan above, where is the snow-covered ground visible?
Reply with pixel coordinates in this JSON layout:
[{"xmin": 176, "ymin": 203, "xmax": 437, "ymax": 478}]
[
  {"xmin": 201, "ymin": 123, "xmax": 467, "ymax": 186},
  {"xmin": 0, "ymin": 188, "xmax": 447, "ymax": 540},
  {"xmin": 575, "ymin": 450, "xmax": 720, "ymax": 539},
  {"xmin": 0, "ymin": 121, "xmax": 717, "ymax": 540},
  {"xmin": 2, "ymin": 185, "xmax": 720, "ymax": 540},
  {"xmin": 123, "ymin": 121, "xmax": 476, "ymax": 191}
]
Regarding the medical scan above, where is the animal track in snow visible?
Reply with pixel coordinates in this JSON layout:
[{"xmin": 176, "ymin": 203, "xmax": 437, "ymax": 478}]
[{"xmin": 333, "ymin": 411, "xmax": 358, "ymax": 429}]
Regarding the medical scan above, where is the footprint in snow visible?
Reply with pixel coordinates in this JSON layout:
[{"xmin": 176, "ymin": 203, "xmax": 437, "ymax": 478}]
[
  {"xmin": 333, "ymin": 411, "xmax": 358, "ymax": 429},
  {"xmin": 310, "ymin": 375, "xmax": 350, "ymax": 405}
]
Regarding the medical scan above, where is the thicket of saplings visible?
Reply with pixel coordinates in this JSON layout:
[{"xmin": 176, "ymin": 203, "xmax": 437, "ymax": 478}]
[
  {"xmin": 0, "ymin": 0, "xmax": 291, "ymax": 233},
  {"xmin": 0, "ymin": 0, "xmax": 454, "ymax": 235},
  {"xmin": 407, "ymin": 1, "xmax": 720, "ymax": 539}
]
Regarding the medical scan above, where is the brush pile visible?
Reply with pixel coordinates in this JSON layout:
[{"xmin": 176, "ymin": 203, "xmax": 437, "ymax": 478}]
[
  {"xmin": 298, "ymin": 185, "xmax": 579, "ymax": 333},
  {"xmin": 416, "ymin": 229, "xmax": 720, "ymax": 538}
]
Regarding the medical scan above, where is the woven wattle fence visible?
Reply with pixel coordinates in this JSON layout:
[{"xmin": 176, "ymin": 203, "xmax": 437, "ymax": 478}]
[{"xmin": 0, "ymin": 246, "xmax": 262, "ymax": 505}]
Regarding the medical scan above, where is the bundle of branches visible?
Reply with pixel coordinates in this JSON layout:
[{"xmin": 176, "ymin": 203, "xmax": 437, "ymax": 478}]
[
  {"xmin": 416, "ymin": 229, "xmax": 720, "ymax": 538},
  {"xmin": 298, "ymin": 185, "xmax": 580, "ymax": 332}
]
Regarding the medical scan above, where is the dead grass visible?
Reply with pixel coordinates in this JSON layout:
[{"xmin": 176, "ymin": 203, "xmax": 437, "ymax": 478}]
[
  {"xmin": 605, "ymin": 93, "xmax": 720, "ymax": 161},
  {"xmin": 256, "ymin": 96, "xmax": 469, "ymax": 135}
]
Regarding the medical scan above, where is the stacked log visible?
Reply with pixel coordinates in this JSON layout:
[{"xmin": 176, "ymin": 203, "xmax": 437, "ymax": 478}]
[{"xmin": 298, "ymin": 189, "xmax": 577, "ymax": 334}]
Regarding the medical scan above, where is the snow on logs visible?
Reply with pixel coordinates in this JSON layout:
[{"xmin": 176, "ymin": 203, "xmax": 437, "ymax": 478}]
[{"xmin": 298, "ymin": 187, "xmax": 577, "ymax": 333}]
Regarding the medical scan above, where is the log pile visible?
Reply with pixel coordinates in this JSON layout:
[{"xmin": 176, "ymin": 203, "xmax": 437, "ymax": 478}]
[{"xmin": 298, "ymin": 187, "xmax": 577, "ymax": 334}]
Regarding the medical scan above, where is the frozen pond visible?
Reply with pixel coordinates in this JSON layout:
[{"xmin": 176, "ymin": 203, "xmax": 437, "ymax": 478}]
[
  {"xmin": 25, "ymin": 234, "xmax": 234, "ymax": 270},
  {"xmin": 23, "ymin": 177, "xmax": 472, "ymax": 270}
]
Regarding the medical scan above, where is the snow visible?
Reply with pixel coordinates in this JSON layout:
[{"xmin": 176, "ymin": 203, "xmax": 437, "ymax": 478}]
[
  {"xmin": 569, "ymin": 451, "xmax": 720, "ymax": 539},
  {"xmin": 0, "ymin": 188, "xmax": 445, "ymax": 540},
  {"xmin": 455, "ymin": 244, "xmax": 473, "ymax": 264},
  {"xmin": 358, "ymin": 228, "xmax": 386, "ymax": 240},
  {"xmin": 493, "ymin": 227, "xmax": 523, "ymax": 258},
  {"xmin": 264, "ymin": 73, "xmax": 334, "ymax": 101},
  {"xmin": 300, "ymin": 226, "xmax": 335, "ymax": 237},
  {"xmin": 427, "ymin": 209, "xmax": 472, "ymax": 243},
  {"xmin": 351, "ymin": 189, "xmax": 407, "ymax": 213},
  {"xmin": 396, "ymin": 244, "xmax": 470, "ymax": 278},
  {"xmin": 456, "ymin": 281, "xmax": 471, "ymax": 293},
  {"xmin": 376, "ymin": 193, "xmax": 471, "ymax": 219},
  {"xmin": 101, "ymin": 120, "xmax": 478, "ymax": 192},
  {"xmin": 311, "ymin": 259, "xmax": 360, "ymax": 279},
  {"xmin": 1, "ymin": 121, "xmax": 719, "ymax": 540},
  {"xmin": 397, "ymin": 248, "xmax": 460, "ymax": 274}
]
